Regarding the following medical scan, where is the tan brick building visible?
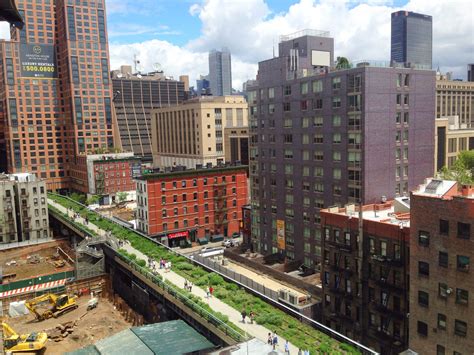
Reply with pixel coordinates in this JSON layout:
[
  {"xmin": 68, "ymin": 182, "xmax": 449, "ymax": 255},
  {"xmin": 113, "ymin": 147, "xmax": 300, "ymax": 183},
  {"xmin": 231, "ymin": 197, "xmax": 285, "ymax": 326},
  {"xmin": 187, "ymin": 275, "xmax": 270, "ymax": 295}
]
[
  {"xmin": 409, "ymin": 178, "xmax": 474, "ymax": 354},
  {"xmin": 435, "ymin": 116, "xmax": 474, "ymax": 172},
  {"xmin": 436, "ymin": 75, "xmax": 474, "ymax": 127},
  {"xmin": 151, "ymin": 96, "xmax": 248, "ymax": 169}
]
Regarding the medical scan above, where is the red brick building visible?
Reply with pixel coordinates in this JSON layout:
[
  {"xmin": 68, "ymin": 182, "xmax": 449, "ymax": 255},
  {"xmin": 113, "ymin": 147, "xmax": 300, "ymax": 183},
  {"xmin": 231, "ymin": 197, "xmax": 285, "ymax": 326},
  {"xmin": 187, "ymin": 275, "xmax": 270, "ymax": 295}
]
[
  {"xmin": 135, "ymin": 166, "xmax": 248, "ymax": 247},
  {"xmin": 321, "ymin": 199, "xmax": 411, "ymax": 354},
  {"xmin": 70, "ymin": 152, "xmax": 141, "ymax": 203},
  {"xmin": 409, "ymin": 179, "xmax": 474, "ymax": 355}
]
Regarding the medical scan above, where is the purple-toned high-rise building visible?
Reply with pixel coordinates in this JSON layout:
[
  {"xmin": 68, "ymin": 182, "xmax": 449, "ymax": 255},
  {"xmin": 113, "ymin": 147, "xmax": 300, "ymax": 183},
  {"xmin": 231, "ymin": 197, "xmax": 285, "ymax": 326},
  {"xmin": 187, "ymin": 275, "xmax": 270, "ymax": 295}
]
[{"xmin": 248, "ymin": 30, "xmax": 435, "ymax": 269}]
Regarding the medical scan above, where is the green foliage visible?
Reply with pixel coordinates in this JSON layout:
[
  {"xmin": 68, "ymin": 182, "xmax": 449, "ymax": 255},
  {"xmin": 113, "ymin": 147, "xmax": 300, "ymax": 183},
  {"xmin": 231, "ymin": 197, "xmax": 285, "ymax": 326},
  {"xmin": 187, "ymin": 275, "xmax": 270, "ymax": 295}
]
[
  {"xmin": 208, "ymin": 273, "xmax": 224, "ymax": 286},
  {"xmin": 116, "ymin": 191, "xmax": 128, "ymax": 203},
  {"xmin": 86, "ymin": 195, "xmax": 100, "ymax": 206},
  {"xmin": 438, "ymin": 150, "xmax": 474, "ymax": 185},
  {"xmin": 70, "ymin": 192, "xmax": 86, "ymax": 204},
  {"xmin": 48, "ymin": 193, "xmax": 360, "ymax": 354},
  {"xmin": 136, "ymin": 259, "xmax": 146, "ymax": 267},
  {"xmin": 336, "ymin": 56, "xmax": 351, "ymax": 69}
]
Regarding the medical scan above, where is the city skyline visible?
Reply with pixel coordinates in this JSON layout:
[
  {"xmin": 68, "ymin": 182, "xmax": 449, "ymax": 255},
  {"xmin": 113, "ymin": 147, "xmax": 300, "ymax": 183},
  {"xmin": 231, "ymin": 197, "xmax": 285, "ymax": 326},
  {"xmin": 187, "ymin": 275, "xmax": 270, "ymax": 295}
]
[{"xmin": 1, "ymin": 0, "xmax": 470, "ymax": 89}]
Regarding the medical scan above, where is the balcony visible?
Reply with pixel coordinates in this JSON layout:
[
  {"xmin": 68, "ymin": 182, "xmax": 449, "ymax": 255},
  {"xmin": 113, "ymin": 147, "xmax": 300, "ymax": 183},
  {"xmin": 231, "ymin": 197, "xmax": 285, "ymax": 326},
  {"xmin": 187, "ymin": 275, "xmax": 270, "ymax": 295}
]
[
  {"xmin": 326, "ymin": 239, "xmax": 352, "ymax": 252},
  {"xmin": 371, "ymin": 276, "xmax": 405, "ymax": 294},
  {"xmin": 371, "ymin": 301, "xmax": 406, "ymax": 320},
  {"xmin": 371, "ymin": 254, "xmax": 404, "ymax": 267},
  {"xmin": 329, "ymin": 286, "xmax": 353, "ymax": 300}
]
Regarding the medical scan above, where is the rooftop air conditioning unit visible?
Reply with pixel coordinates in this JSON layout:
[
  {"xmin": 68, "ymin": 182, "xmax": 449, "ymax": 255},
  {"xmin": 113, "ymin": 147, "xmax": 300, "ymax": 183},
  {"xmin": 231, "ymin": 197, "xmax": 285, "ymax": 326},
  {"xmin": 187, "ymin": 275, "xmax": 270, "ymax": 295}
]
[
  {"xmin": 288, "ymin": 292, "xmax": 298, "ymax": 305},
  {"xmin": 278, "ymin": 289, "xmax": 288, "ymax": 301}
]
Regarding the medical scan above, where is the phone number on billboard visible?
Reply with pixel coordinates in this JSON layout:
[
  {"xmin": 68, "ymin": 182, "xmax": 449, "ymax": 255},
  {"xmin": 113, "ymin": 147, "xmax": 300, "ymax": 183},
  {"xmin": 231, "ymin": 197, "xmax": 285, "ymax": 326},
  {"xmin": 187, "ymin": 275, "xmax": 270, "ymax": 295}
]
[{"xmin": 22, "ymin": 65, "xmax": 55, "ymax": 72}]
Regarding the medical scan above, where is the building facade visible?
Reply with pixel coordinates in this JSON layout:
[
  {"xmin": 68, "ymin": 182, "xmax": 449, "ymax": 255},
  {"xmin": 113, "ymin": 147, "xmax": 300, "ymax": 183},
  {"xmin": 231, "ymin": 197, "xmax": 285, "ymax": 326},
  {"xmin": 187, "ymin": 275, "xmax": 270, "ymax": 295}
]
[
  {"xmin": 436, "ymin": 76, "xmax": 474, "ymax": 127},
  {"xmin": 135, "ymin": 166, "xmax": 248, "ymax": 246},
  {"xmin": 0, "ymin": 0, "xmax": 115, "ymax": 192},
  {"xmin": 70, "ymin": 152, "xmax": 141, "ymax": 202},
  {"xmin": 112, "ymin": 66, "xmax": 185, "ymax": 163},
  {"xmin": 151, "ymin": 96, "xmax": 249, "ymax": 169},
  {"xmin": 321, "ymin": 199, "xmax": 410, "ymax": 354},
  {"xmin": 209, "ymin": 48, "xmax": 232, "ymax": 96},
  {"xmin": 224, "ymin": 127, "xmax": 249, "ymax": 165},
  {"xmin": 249, "ymin": 31, "xmax": 435, "ymax": 269},
  {"xmin": 468, "ymin": 64, "xmax": 474, "ymax": 82},
  {"xmin": 0, "ymin": 173, "xmax": 49, "ymax": 244},
  {"xmin": 391, "ymin": 11, "xmax": 433, "ymax": 69},
  {"xmin": 435, "ymin": 116, "xmax": 474, "ymax": 172},
  {"xmin": 409, "ymin": 179, "xmax": 474, "ymax": 354}
]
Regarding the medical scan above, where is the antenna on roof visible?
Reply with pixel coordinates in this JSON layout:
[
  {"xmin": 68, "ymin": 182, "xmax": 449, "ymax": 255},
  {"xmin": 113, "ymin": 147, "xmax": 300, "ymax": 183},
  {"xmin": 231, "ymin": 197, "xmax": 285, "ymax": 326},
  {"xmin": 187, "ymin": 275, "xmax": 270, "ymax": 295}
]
[{"xmin": 272, "ymin": 38, "xmax": 275, "ymax": 58}]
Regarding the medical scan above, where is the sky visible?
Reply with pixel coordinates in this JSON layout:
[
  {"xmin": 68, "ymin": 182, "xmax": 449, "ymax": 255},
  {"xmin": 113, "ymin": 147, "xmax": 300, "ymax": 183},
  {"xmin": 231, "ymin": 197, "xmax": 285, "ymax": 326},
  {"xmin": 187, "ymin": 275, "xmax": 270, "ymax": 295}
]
[{"xmin": 1, "ymin": 0, "xmax": 473, "ymax": 90}]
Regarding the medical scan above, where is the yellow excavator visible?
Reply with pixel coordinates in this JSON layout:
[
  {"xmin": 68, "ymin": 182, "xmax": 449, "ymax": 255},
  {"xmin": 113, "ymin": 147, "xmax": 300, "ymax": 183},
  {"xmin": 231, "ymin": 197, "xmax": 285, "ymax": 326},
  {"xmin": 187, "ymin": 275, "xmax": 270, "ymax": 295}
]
[
  {"xmin": 25, "ymin": 293, "xmax": 78, "ymax": 321},
  {"xmin": 2, "ymin": 322, "xmax": 47, "ymax": 353}
]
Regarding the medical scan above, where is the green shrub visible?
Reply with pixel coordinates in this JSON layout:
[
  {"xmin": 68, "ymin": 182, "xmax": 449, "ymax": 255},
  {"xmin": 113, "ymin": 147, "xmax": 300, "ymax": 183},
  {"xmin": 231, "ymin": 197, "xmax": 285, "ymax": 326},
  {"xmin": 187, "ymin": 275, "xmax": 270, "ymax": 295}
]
[
  {"xmin": 208, "ymin": 273, "xmax": 224, "ymax": 286},
  {"xmin": 224, "ymin": 282, "xmax": 239, "ymax": 291},
  {"xmin": 175, "ymin": 262, "xmax": 194, "ymax": 271},
  {"xmin": 136, "ymin": 259, "xmax": 146, "ymax": 267},
  {"xmin": 195, "ymin": 275, "xmax": 209, "ymax": 286},
  {"xmin": 128, "ymin": 253, "xmax": 137, "ymax": 260}
]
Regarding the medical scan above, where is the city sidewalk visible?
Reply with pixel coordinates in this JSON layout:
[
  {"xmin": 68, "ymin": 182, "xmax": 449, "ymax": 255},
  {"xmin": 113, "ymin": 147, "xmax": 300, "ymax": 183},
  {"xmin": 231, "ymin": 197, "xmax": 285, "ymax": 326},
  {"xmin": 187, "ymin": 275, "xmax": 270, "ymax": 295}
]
[{"xmin": 48, "ymin": 199, "xmax": 299, "ymax": 354}]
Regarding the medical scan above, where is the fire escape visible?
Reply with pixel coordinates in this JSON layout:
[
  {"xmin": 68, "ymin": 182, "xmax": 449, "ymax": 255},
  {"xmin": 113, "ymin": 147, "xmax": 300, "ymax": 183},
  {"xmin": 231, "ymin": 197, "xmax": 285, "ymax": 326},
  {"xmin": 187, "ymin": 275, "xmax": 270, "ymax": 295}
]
[
  {"xmin": 213, "ymin": 179, "xmax": 228, "ymax": 235},
  {"xmin": 95, "ymin": 171, "xmax": 105, "ymax": 195}
]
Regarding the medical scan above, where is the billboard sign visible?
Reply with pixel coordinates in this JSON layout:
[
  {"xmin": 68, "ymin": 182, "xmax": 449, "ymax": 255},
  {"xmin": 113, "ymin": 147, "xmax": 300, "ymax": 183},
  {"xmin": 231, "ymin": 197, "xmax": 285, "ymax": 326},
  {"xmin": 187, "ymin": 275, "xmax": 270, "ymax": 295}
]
[
  {"xmin": 131, "ymin": 163, "xmax": 142, "ymax": 178},
  {"xmin": 20, "ymin": 44, "xmax": 57, "ymax": 79},
  {"xmin": 276, "ymin": 219, "xmax": 285, "ymax": 250}
]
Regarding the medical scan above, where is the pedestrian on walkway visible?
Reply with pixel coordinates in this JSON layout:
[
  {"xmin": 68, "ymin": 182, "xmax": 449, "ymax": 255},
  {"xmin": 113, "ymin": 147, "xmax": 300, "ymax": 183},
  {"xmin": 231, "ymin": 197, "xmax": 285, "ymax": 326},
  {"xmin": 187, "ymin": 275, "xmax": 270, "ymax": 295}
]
[
  {"xmin": 184, "ymin": 279, "xmax": 188, "ymax": 290},
  {"xmin": 241, "ymin": 309, "xmax": 247, "ymax": 323},
  {"xmin": 272, "ymin": 331, "xmax": 278, "ymax": 350},
  {"xmin": 298, "ymin": 349, "xmax": 302, "ymax": 355},
  {"xmin": 303, "ymin": 350, "xmax": 309, "ymax": 355},
  {"xmin": 284, "ymin": 340, "xmax": 290, "ymax": 354},
  {"xmin": 267, "ymin": 332, "xmax": 272, "ymax": 345},
  {"xmin": 209, "ymin": 285, "xmax": 214, "ymax": 298},
  {"xmin": 188, "ymin": 282, "xmax": 193, "ymax": 292},
  {"xmin": 249, "ymin": 311, "xmax": 255, "ymax": 324},
  {"xmin": 159, "ymin": 258, "xmax": 164, "ymax": 269}
]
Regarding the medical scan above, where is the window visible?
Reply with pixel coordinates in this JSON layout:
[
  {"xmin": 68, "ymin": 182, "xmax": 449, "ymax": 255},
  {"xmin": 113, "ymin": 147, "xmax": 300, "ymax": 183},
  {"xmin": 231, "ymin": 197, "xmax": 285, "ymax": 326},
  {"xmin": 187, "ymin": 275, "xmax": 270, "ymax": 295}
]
[
  {"xmin": 333, "ymin": 133, "xmax": 341, "ymax": 144},
  {"xmin": 456, "ymin": 288, "xmax": 468, "ymax": 305},
  {"xmin": 380, "ymin": 241, "xmax": 387, "ymax": 256},
  {"xmin": 332, "ymin": 97, "xmax": 341, "ymax": 108},
  {"xmin": 439, "ymin": 283, "xmax": 448, "ymax": 298},
  {"xmin": 454, "ymin": 320, "xmax": 467, "ymax": 337},
  {"xmin": 436, "ymin": 345, "xmax": 445, "ymax": 355},
  {"xmin": 301, "ymin": 82, "xmax": 309, "ymax": 94},
  {"xmin": 313, "ymin": 134, "xmax": 323, "ymax": 144},
  {"xmin": 418, "ymin": 290, "xmax": 429, "ymax": 307},
  {"xmin": 417, "ymin": 321, "xmax": 428, "ymax": 336},
  {"xmin": 313, "ymin": 98, "xmax": 323, "ymax": 110},
  {"xmin": 439, "ymin": 251, "xmax": 448, "ymax": 268},
  {"xmin": 312, "ymin": 80, "xmax": 322, "ymax": 93},
  {"xmin": 457, "ymin": 222, "xmax": 471, "ymax": 239},
  {"xmin": 162, "ymin": 209, "xmax": 167, "ymax": 217},
  {"xmin": 173, "ymin": 208, "xmax": 178, "ymax": 216},
  {"xmin": 313, "ymin": 116, "xmax": 323, "ymax": 127},
  {"xmin": 457, "ymin": 255, "xmax": 470, "ymax": 271},
  {"xmin": 268, "ymin": 87, "xmax": 275, "ymax": 98},
  {"xmin": 418, "ymin": 230, "xmax": 430, "ymax": 246},
  {"xmin": 283, "ymin": 102, "xmax": 291, "ymax": 112},
  {"xmin": 284, "ymin": 85, "xmax": 291, "ymax": 96},
  {"xmin": 438, "ymin": 314, "xmax": 447, "ymax": 330},
  {"xmin": 419, "ymin": 261, "xmax": 430, "ymax": 276},
  {"xmin": 437, "ymin": 219, "xmax": 449, "ymax": 235}
]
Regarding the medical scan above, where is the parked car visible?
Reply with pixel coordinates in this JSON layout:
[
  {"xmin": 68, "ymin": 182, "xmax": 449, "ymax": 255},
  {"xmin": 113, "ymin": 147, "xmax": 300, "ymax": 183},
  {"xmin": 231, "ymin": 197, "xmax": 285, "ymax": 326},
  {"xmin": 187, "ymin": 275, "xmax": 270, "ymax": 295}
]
[{"xmin": 222, "ymin": 239, "xmax": 239, "ymax": 248}]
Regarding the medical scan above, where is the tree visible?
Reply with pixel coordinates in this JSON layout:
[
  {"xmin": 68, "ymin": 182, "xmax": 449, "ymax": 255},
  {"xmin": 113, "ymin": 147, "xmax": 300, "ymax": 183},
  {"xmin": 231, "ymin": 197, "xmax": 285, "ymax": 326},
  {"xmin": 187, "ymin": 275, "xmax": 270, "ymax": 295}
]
[
  {"xmin": 86, "ymin": 195, "xmax": 100, "ymax": 206},
  {"xmin": 70, "ymin": 192, "xmax": 86, "ymax": 205},
  {"xmin": 336, "ymin": 56, "xmax": 351, "ymax": 70},
  {"xmin": 116, "ymin": 191, "xmax": 128, "ymax": 204},
  {"xmin": 439, "ymin": 151, "xmax": 474, "ymax": 185}
]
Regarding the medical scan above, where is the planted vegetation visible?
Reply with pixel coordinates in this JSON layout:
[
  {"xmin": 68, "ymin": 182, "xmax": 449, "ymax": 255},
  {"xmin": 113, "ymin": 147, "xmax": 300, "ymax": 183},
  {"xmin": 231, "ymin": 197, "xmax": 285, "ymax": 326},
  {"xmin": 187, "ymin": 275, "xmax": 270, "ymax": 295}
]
[{"xmin": 48, "ymin": 193, "xmax": 360, "ymax": 355}]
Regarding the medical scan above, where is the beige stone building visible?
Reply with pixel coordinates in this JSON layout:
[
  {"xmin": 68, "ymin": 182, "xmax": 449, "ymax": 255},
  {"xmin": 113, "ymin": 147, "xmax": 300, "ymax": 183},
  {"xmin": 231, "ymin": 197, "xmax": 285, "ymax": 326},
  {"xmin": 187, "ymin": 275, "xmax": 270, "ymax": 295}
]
[
  {"xmin": 151, "ymin": 96, "xmax": 249, "ymax": 169},
  {"xmin": 0, "ymin": 173, "xmax": 49, "ymax": 244},
  {"xmin": 436, "ymin": 75, "xmax": 474, "ymax": 127},
  {"xmin": 435, "ymin": 116, "xmax": 474, "ymax": 172}
]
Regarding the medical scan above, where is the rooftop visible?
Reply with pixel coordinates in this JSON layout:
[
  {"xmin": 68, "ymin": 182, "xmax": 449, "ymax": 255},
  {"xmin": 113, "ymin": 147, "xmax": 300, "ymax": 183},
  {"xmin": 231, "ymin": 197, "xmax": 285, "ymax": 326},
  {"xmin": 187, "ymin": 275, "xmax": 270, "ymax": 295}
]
[
  {"xmin": 0, "ymin": 172, "xmax": 42, "ymax": 183},
  {"xmin": 279, "ymin": 29, "xmax": 331, "ymax": 42},
  {"xmin": 323, "ymin": 197, "xmax": 411, "ymax": 228},
  {"xmin": 413, "ymin": 178, "xmax": 474, "ymax": 199},
  {"xmin": 136, "ymin": 164, "xmax": 248, "ymax": 181}
]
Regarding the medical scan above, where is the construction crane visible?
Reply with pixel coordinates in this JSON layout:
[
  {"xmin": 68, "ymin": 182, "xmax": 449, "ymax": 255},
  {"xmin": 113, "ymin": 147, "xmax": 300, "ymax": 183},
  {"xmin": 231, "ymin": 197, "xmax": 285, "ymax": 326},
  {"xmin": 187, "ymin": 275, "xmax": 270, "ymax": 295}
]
[
  {"xmin": 2, "ymin": 322, "xmax": 47, "ymax": 353},
  {"xmin": 25, "ymin": 293, "xmax": 78, "ymax": 321}
]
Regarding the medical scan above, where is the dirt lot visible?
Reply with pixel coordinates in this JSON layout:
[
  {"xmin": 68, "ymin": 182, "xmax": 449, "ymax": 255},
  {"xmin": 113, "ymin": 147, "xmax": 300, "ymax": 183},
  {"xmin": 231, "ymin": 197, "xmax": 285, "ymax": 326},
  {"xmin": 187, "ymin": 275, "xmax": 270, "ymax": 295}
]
[
  {"xmin": 5, "ymin": 295, "xmax": 131, "ymax": 353},
  {"xmin": 0, "ymin": 241, "xmax": 74, "ymax": 281},
  {"xmin": 101, "ymin": 205, "xmax": 134, "ymax": 222}
]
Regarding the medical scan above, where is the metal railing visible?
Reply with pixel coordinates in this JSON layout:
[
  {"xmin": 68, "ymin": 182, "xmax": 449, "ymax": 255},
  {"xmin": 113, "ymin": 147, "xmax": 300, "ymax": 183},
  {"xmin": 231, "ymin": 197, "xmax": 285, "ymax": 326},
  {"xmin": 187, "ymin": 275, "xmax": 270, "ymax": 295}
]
[
  {"xmin": 47, "ymin": 193, "xmax": 378, "ymax": 355},
  {"xmin": 116, "ymin": 252, "xmax": 249, "ymax": 343}
]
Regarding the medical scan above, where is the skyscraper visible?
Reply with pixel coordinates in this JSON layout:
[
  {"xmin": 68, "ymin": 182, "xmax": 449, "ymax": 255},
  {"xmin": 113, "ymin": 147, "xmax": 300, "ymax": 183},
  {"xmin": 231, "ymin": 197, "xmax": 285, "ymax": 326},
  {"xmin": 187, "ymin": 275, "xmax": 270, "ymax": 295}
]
[
  {"xmin": 468, "ymin": 64, "xmax": 474, "ymax": 82},
  {"xmin": 209, "ymin": 48, "xmax": 232, "ymax": 96},
  {"xmin": 0, "ymin": 0, "xmax": 115, "ymax": 192},
  {"xmin": 248, "ymin": 30, "xmax": 435, "ymax": 269},
  {"xmin": 391, "ymin": 11, "xmax": 433, "ymax": 69}
]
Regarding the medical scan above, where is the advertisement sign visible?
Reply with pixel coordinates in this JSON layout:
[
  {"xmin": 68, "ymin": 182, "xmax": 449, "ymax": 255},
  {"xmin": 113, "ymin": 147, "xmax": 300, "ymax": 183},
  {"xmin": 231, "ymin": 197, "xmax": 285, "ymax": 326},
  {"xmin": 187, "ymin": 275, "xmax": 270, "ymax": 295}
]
[
  {"xmin": 20, "ymin": 44, "xmax": 57, "ymax": 79},
  {"xmin": 168, "ymin": 231, "xmax": 189, "ymax": 239},
  {"xmin": 131, "ymin": 163, "xmax": 142, "ymax": 178},
  {"xmin": 276, "ymin": 219, "xmax": 285, "ymax": 250}
]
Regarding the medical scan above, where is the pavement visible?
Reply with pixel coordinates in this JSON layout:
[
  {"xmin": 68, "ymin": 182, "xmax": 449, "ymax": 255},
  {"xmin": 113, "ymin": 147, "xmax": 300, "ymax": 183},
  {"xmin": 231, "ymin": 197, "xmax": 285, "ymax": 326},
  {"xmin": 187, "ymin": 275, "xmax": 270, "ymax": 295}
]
[{"xmin": 48, "ymin": 199, "xmax": 300, "ymax": 354}]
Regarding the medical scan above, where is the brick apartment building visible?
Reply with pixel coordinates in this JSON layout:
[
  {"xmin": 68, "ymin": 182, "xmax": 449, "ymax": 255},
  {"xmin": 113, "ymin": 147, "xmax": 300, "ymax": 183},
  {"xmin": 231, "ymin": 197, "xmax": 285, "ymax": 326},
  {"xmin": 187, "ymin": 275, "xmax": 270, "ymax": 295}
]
[
  {"xmin": 321, "ymin": 199, "xmax": 410, "ymax": 354},
  {"xmin": 135, "ymin": 165, "xmax": 248, "ymax": 247},
  {"xmin": 70, "ymin": 152, "xmax": 141, "ymax": 203},
  {"xmin": 248, "ymin": 29, "xmax": 435, "ymax": 269},
  {"xmin": 0, "ymin": 0, "xmax": 115, "ymax": 192},
  {"xmin": 409, "ymin": 179, "xmax": 474, "ymax": 354}
]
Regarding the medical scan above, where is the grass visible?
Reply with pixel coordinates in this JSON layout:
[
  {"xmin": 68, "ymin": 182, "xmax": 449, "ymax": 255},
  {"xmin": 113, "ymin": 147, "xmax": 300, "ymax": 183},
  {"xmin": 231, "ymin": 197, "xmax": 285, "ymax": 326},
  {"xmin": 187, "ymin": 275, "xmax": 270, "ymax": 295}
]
[{"xmin": 48, "ymin": 193, "xmax": 361, "ymax": 355}]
